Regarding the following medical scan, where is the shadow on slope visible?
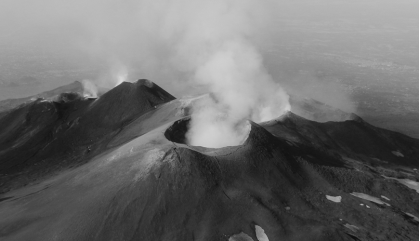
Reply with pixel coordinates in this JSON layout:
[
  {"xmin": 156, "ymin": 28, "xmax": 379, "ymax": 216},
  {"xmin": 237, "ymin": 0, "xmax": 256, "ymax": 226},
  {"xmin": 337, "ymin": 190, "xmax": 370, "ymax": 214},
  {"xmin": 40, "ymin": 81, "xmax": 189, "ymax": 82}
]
[
  {"xmin": 0, "ymin": 82, "xmax": 418, "ymax": 241},
  {"xmin": 0, "ymin": 79, "xmax": 175, "ymax": 193},
  {"xmin": 262, "ymin": 112, "xmax": 418, "ymax": 167}
]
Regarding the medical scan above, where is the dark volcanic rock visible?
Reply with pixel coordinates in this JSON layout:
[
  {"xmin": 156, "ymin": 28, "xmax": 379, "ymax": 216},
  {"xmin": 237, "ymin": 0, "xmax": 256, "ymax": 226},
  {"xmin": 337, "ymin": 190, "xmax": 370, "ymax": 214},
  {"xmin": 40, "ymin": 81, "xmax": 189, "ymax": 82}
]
[
  {"xmin": 263, "ymin": 112, "xmax": 418, "ymax": 167},
  {"xmin": 0, "ymin": 82, "xmax": 417, "ymax": 241},
  {"xmin": 0, "ymin": 81, "xmax": 85, "ymax": 114},
  {"xmin": 0, "ymin": 80, "xmax": 175, "ymax": 193}
]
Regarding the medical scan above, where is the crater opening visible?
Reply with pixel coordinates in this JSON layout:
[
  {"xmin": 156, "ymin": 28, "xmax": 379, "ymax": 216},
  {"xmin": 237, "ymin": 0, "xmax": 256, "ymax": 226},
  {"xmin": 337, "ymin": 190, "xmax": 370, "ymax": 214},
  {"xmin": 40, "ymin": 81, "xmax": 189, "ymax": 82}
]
[
  {"xmin": 164, "ymin": 117, "xmax": 191, "ymax": 145},
  {"xmin": 164, "ymin": 117, "xmax": 251, "ymax": 148}
]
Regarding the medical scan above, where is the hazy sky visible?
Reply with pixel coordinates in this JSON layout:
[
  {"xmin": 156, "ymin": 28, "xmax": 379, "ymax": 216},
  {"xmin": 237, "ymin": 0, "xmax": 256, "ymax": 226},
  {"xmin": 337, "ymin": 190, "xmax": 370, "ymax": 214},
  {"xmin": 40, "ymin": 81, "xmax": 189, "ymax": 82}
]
[{"xmin": 0, "ymin": 0, "xmax": 418, "ymax": 103}]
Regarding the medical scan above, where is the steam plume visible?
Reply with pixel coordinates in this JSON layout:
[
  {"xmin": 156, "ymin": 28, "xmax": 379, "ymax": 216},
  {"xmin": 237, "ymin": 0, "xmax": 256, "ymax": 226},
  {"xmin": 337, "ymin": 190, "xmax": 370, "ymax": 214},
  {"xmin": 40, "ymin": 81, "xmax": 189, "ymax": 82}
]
[
  {"xmin": 83, "ymin": 0, "xmax": 291, "ymax": 147},
  {"xmin": 162, "ymin": 0, "xmax": 290, "ymax": 147},
  {"xmin": 186, "ymin": 40, "xmax": 290, "ymax": 147},
  {"xmin": 8, "ymin": 0, "xmax": 291, "ymax": 147},
  {"xmin": 81, "ymin": 79, "xmax": 98, "ymax": 98}
]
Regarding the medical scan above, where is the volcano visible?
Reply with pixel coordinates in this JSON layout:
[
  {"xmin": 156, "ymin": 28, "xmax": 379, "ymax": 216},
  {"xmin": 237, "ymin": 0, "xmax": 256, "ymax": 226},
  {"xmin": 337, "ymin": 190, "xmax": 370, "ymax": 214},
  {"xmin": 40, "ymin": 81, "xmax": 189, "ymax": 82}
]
[{"xmin": 0, "ymin": 80, "xmax": 418, "ymax": 241}]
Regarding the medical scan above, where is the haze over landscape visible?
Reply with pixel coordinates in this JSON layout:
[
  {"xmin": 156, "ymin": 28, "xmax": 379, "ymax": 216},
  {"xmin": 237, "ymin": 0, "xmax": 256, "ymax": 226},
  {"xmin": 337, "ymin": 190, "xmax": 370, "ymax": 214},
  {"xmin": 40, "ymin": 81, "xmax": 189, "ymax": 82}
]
[
  {"xmin": 0, "ymin": 1, "xmax": 418, "ymax": 240},
  {"xmin": 0, "ymin": 0, "xmax": 418, "ymax": 137}
]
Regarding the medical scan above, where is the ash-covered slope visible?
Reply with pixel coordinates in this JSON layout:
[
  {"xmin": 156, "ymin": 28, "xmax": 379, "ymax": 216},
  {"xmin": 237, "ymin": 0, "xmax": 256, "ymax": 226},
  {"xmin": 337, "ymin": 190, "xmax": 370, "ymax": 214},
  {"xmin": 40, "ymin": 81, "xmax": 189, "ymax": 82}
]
[
  {"xmin": 289, "ymin": 95, "xmax": 355, "ymax": 123},
  {"xmin": 0, "ymin": 79, "xmax": 175, "ymax": 192},
  {"xmin": 0, "ymin": 81, "xmax": 84, "ymax": 115},
  {"xmin": 0, "ymin": 81, "xmax": 418, "ymax": 241},
  {"xmin": 263, "ymin": 112, "xmax": 418, "ymax": 167}
]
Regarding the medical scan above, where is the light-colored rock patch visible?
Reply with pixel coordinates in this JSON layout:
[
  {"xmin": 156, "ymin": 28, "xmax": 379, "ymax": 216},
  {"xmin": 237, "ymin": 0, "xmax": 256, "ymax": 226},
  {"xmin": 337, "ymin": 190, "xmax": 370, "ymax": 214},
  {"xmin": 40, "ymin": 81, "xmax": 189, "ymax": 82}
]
[
  {"xmin": 344, "ymin": 224, "xmax": 359, "ymax": 232},
  {"xmin": 382, "ymin": 175, "xmax": 419, "ymax": 193},
  {"xmin": 351, "ymin": 192, "xmax": 390, "ymax": 206},
  {"xmin": 381, "ymin": 195, "xmax": 391, "ymax": 201},
  {"xmin": 255, "ymin": 225, "xmax": 269, "ymax": 241},
  {"xmin": 405, "ymin": 212, "xmax": 419, "ymax": 222},
  {"xmin": 392, "ymin": 151, "xmax": 404, "ymax": 157},
  {"xmin": 326, "ymin": 195, "xmax": 342, "ymax": 203}
]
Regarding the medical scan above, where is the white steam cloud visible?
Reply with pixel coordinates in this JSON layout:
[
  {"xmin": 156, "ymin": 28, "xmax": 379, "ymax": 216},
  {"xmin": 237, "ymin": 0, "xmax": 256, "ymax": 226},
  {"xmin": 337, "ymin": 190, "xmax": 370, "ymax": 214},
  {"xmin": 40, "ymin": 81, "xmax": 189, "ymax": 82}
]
[
  {"xmin": 160, "ymin": 0, "xmax": 290, "ymax": 147},
  {"xmin": 86, "ymin": 0, "xmax": 290, "ymax": 147},
  {"xmin": 186, "ymin": 39, "xmax": 290, "ymax": 147},
  {"xmin": 81, "ymin": 79, "xmax": 98, "ymax": 98},
  {"xmin": 97, "ymin": 60, "xmax": 129, "ymax": 88},
  {"xmin": 3, "ymin": 0, "xmax": 291, "ymax": 147}
]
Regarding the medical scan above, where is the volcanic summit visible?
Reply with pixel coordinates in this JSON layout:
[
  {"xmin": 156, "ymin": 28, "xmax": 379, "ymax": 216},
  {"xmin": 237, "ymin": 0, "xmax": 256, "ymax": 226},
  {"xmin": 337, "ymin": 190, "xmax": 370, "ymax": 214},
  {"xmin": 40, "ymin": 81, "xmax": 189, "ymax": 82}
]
[{"xmin": 0, "ymin": 80, "xmax": 418, "ymax": 241}]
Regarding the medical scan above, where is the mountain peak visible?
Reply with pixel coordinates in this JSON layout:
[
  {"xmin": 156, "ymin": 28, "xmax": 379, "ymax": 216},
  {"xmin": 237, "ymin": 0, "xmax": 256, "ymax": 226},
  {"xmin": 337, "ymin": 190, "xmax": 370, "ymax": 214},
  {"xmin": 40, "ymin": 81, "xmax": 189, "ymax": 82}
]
[
  {"xmin": 135, "ymin": 78, "xmax": 154, "ymax": 87},
  {"xmin": 0, "ymin": 79, "xmax": 417, "ymax": 241}
]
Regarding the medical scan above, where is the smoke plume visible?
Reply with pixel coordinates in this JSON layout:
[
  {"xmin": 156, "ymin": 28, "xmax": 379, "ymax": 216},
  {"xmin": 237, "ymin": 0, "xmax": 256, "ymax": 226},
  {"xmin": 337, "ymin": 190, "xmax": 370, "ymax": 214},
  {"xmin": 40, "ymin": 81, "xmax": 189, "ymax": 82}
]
[
  {"xmin": 186, "ymin": 39, "xmax": 290, "ymax": 147},
  {"xmin": 81, "ymin": 79, "xmax": 98, "ymax": 98},
  {"xmin": 86, "ymin": 0, "xmax": 291, "ymax": 147},
  {"xmin": 162, "ymin": 0, "xmax": 290, "ymax": 147},
  {"xmin": 1, "ymin": 0, "xmax": 291, "ymax": 147}
]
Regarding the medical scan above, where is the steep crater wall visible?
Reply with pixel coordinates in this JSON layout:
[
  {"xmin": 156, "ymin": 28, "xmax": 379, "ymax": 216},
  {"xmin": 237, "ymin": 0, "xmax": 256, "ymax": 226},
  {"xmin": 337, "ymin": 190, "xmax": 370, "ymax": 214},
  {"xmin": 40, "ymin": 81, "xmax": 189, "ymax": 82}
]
[{"xmin": 164, "ymin": 117, "xmax": 191, "ymax": 145}]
